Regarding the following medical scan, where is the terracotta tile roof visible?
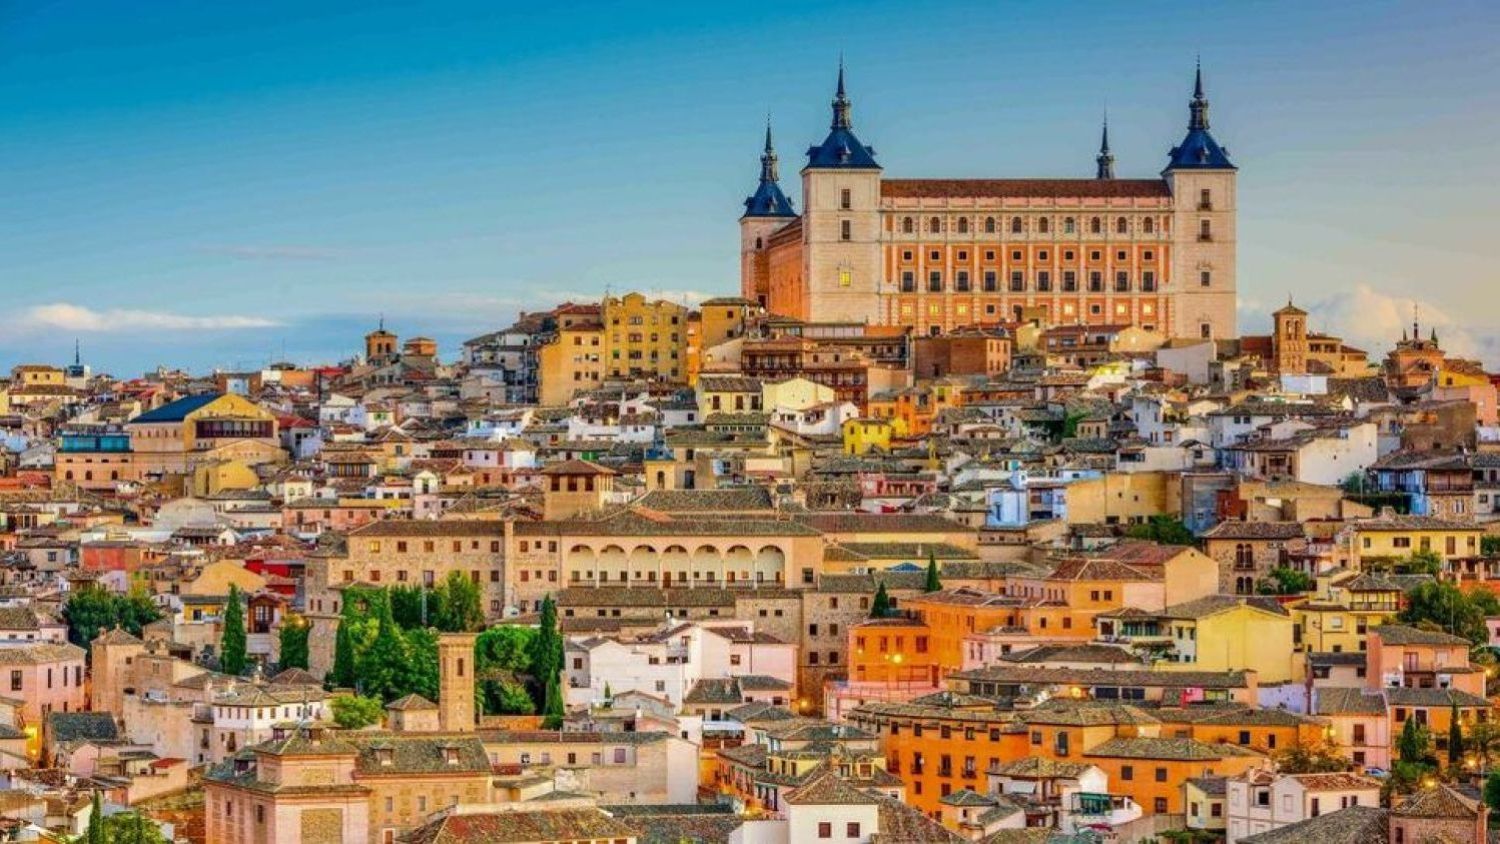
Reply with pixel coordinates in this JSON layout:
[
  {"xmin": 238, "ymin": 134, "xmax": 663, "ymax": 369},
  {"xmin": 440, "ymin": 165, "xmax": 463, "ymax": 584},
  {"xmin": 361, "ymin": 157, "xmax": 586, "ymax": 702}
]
[
  {"xmin": 1085, "ymin": 736, "xmax": 1263, "ymax": 761},
  {"xmin": 403, "ymin": 808, "xmax": 637, "ymax": 844},
  {"xmin": 1201, "ymin": 520, "xmax": 1306, "ymax": 540},
  {"xmin": 1239, "ymin": 805, "xmax": 1389, "ymax": 844},
  {"xmin": 1391, "ymin": 782, "xmax": 1480, "ymax": 819},
  {"xmin": 1371, "ymin": 624, "xmax": 1470, "ymax": 646},
  {"xmin": 880, "ymin": 178, "xmax": 1170, "ymax": 199}
]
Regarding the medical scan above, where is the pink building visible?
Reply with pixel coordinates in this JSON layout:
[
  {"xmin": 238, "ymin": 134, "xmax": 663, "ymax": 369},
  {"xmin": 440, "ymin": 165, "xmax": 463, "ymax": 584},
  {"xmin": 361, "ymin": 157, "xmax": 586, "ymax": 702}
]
[
  {"xmin": 0, "ymin": 642, "xmax": 88, "ymax": 757},
  {"xmin": 1365, "ymin": 624, "xmax": 1482, "ymax": 695}
]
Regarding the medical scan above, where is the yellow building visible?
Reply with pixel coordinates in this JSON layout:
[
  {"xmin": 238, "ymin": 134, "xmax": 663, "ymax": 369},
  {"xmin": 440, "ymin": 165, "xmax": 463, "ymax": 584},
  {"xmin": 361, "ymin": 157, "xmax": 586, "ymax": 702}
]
[
  {"xmin": 191, "ymin": 460, "xmax": 260, "ymax": 497},
  {"xmin": 602, "ymin": 292, "xmax": 688, "ymax": 382},
  {"xmin": 183, "ymin": 560, "xmax": 268, "ymax": 597},
  {"xmin": 1348, "ymin": 515, "xmax": 1484, "ymax": 570},
  {"xmin": 689, "ymin": 297, "xmax": 755, "ymax": 386},
  {"xmin": 1289, "ymin": 572, "xmax": 1406, "ymax": 654},
  {"xmin": 1158, "ymin": 595, "xmax": 1298, "ymax": 683},
  {"xmin": 537, "ymin": 305, "xmax": 605, "ymax": 406},
  {"xmin": 842, "ymin": 416, "xmax": 905, "ymax": 455},
  {"xmin": 10, "ymin": 364, "xmax": 65, "ymax": 387},
  {"xmin": 762, "ymin": 376, "xmax": 835, "ymax": 412},
  {"xmin": 125, "ymin": 393, "xmax": 281, "ymax": 478}
]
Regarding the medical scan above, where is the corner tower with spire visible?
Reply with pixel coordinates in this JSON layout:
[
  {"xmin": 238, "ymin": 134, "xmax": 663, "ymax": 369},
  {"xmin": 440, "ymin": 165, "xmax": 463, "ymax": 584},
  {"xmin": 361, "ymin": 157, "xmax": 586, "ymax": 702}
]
[
  {"xmin": 739, "ymin": 120, "xmax": 799, "ymax": 306},
  {"xmin": 1164, "ymin": 60, "xmax": 1238, "ymax": 341},
  {"xmin": 799, "ymin": 59, "xmax": 883, "ymax": 323}
]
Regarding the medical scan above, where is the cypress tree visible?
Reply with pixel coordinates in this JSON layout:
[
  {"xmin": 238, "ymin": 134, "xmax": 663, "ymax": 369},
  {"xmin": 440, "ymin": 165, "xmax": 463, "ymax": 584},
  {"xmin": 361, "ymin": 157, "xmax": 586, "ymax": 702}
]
[
  {"xmin": 923, "ymin": 549, "xmax": 942, "ymax": 593},
  {"xmin": 871, "ymin": 582, "xmax": 892, "ymax": 618},
  {"xmin": 329, "ymin": 615, "xmax": 359, "ymax": 690},
  {"xmin": 279, "ymin": 616, "xmax": 310, "ymax": 671},
  {"xmin": 542, "ymin": 672, "xmax": 564, "ymax": 729},
  {"xmin": 220, "ymin": 584, "xmax": 247, "ymax": 676}
]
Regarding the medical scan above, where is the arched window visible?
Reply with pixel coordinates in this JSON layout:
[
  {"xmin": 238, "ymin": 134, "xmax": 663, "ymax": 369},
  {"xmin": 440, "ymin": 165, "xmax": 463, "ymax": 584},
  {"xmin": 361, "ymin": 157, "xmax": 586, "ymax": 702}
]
[
  {"xmin": 1090, "ymin": 217, "xmax": 1102, "ymax": 234},
  {"xmin": 1115, "ymin": 217, "xmax": 1128, "ymax": 234},
  {"xmin": 902, "ymin": 217, "xmax": 914, "ymax": 234},
  {"xmin": 1064, "ymin": 217, "xmax": 1076, "ymax": 234},
  {"xmin": 1143, "ymin": 217, "xmax": 1154, "ymax": 234},
  {"xmin": 1038, "ymin": 217, "xmax": 1050, "ymax": 234},
  {"xmin": 984, "ymin": 217, "xmax": 996, "ymax": 234},
  {"xmin": 929, "ymin": 216, "xmax": 942, "ymax": 234},
  {"xmin": 956, "ymin": 217, "xmax": 969, "ymax": 234},
  {"xmin": 754, "ymin": 237, "xmax": 763, "ymax": 249},
  {"xmin": 1010, "ymin": 217, "xmax": 1022, "ymax": 234}
]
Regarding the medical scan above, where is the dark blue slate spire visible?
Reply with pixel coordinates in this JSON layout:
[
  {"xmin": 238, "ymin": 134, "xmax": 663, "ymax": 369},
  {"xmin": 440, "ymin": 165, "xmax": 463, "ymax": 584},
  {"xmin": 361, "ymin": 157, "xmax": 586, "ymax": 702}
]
[
  {"xmin": 806, "ymin": 60, "xmax": 880, "ymax": 170},
  {"xmin": 743, "ymin": 119, "xmax": 796, "ymax": 218},
  {"xmin": 1165, "ymin": 60, "xmax": 1235, "ymax": 171},
  {"xmin": 1095, "ymin": 115, "xmax": 1115, "ymax": 180}
]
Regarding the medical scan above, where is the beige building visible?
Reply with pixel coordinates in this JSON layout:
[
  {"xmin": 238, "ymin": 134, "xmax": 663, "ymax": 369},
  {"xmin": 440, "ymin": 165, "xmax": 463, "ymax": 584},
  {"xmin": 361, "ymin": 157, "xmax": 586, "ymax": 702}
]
[{"xmin": 740, "ymin": 63, "xmax": 1237, "ymax": 340}]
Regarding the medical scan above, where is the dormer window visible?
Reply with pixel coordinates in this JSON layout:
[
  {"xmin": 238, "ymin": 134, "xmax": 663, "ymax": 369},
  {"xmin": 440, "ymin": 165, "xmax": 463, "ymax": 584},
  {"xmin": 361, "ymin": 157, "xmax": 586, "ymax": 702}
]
[
  {"xmin": 443, "ymin": 746, "xmax": 461, "ymax": 766},
  {"xmin": 376, "ymin": 747, "xmax": 395, "ymax": 766}
]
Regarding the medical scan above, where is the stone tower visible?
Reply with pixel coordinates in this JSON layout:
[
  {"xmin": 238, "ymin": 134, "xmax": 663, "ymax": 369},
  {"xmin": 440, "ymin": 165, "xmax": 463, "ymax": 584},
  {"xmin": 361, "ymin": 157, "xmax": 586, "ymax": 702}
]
[
  {"xmin": 437, "ymin": 633, "xmax": 478, "ymax": 733},
  {"xmin": 801, "ymin": 60, "xmax": 883, "ymax": 324},
  {"xmin": 1164, "ymin": 61, "xmax": 1238, "ymax": 340},
  {"xmin": 740, "ymin": 121, "xmax": 798, "ymax": 308},
  {"xmin": 364, "ymin": 319, "xmax": 398, "ymax": 366},
  {"xmin": 1272, "ymin": 300, "xmax": 1309, "ymax": 375},
  {"xmin": 90, "ymin": 626, "xmax": 146, "ymax": 718}
]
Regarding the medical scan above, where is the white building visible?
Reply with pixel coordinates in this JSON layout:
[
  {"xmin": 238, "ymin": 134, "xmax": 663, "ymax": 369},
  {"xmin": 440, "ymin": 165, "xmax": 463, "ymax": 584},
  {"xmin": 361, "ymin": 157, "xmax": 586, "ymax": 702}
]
[{"xmin": 1225, "ymin": 770, "xmax": 1381, "ymax": 843}]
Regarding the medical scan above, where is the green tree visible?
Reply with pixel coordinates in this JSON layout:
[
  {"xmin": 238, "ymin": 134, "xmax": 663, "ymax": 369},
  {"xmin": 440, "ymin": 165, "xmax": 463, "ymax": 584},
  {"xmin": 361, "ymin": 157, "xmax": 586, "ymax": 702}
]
[
  {"xmin": 220, "ymin": 584, "xmax": 247, "ymax": 676},
  {"xmin": 496, "ymin": 681, "xmax": 535, "ymax": 715},
  {"xmin": 389, "ymin": 585, "xmax": 425, "ymax": 629},
  {"xmin": 402, "ymin": 626, "xmax": 441, "ymax": 703},
  {"xmin": 1401, "ymin": 548, "xmax": 1444, "ymax": 576},
  {"xmin": 541, "ymin": 672, "xmax": 564, "ymax": 729},
  {"xmin": 329, "ymin": 617, "xmax": 359, "ymax": 689},
  {"xmin": 98, "ymin": 811, "xmax": 169, "ymax": 844},
  {"xmin": 358, "ymin": 592, "xmax": 412, "ymax": 702},
  {"xmin": 64, "ymin": 585, "xmax": 164, "ymax": 653},
  {"xmin": 871, "ymin": 582, "xmax": 892, "ymax": 618},
  {"xmin": 1257, "ymin": 566, "xmax": 1315, "ymax": 596},
  {"xmin": 1485, "ymin": 770, "xmax": 1500, "ymax": 817},
  {"xmin": 1450, "ymin": 704, "xmax": 1466, "ymax": 766},
  {"xmin": 923, "ymin": 550, "xmax": 942, "ymax": 593},
  {"xmin": 1339, "ymin": 472, "xmax": 1367, "ymax": 494},
  {"xmin": 64, "ymin": 587, "xmax": 120, "ymax": 650},
  {"xmin": 85, "ymin": 791, "xmax": 104, "ymax": 844},
  {"xmin": 1399, "ymin": 717, "xmax": 1432, "ymax": 765},
  {"xmin": 528, "ymin": 596, "xmax": 564, "ymax": 710},
  {"xmin": 278, "ymin": 616, "xmax": 310, "ymax": 671},
  {"xmin": 1401, "ymin": 580, "xmax": 1489, "ymax": 646},
  {"xmin": 435, "ymin": 571, "xmax": 484, "ymax": 632},
  {"xmin": 1273, "ymin": 739, "xmax": 1351, "ymax": 773},
  {"xmin": 329, "ymin": 694, "xmax": 385, "ymax": 730},
  {"xmin": 1483, "ymin": 536, "xmax": 1500, "ymax": 557},
  {"xmin": 1123, "ymin": 515, "xmax": 1196, "ymax": 546}
]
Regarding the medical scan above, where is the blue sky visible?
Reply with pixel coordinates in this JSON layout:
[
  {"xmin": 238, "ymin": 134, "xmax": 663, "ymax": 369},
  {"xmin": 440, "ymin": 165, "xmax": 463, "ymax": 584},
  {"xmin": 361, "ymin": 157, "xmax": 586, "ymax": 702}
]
[{"xmin": 2, "ymin": 0, "xmax": 1497, "ymax": 374}]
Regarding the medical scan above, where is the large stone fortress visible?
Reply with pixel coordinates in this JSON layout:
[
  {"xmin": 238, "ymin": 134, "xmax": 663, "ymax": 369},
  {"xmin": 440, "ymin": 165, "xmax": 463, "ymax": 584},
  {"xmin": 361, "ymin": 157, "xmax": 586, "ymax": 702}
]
[{"xmin": 740, "ymin": 63, "xmax": 1237, "ymax": 340}]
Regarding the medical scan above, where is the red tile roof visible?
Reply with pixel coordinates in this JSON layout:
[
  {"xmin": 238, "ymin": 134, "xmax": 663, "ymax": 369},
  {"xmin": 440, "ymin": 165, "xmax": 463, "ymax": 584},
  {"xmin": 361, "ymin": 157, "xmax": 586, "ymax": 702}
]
[{"xmin": 881, "ymin": 179, "xmax": 1171, "ymax": 199}]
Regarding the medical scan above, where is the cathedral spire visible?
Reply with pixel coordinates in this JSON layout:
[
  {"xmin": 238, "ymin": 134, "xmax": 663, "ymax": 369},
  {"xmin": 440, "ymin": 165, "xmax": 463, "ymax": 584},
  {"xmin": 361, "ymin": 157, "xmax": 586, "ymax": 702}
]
[
  {"xmin": 1095, "ymin": 114, "xmax": 1115, "ymax": 180},
  {"xmin": 1189, "ymin": 58, "xmax": 1210, "ymax": 131},
  {"xmin": 831, "ymin": 57, "xmax": 852, "ymax": 130}
]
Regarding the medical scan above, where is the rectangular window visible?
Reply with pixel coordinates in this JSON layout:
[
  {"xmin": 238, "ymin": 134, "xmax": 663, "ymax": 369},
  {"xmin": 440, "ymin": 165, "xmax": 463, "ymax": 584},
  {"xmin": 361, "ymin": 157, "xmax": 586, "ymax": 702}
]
[
  {"xmin": 1089, "ymin": 271, "xmax": 1103, "ymax": 292},
  {"xmin": 928, "ymin": 271, "xmax": 943, "ymax": 293},
  {"xmin": 1063, "ymin": 270, "xmax": 1077, "ymax": 292},
  {"xmin": 840, "ymin": 188, "xmax": 852, "ymax": 210},
  {"xmin": 840, "ymin": 220, "xmax": 851, "ymax": 241},
  {"xmin": 1201, "ymin": 270, "xmax": 1212, "ymax": 287},
  {"xmin": 901, "ymin": 271, "xmax": 915, "ymax": 293},
  {"xmin": 983, "ymin": 270, "xmax": 997, "ymax": 292},
  {"xmin": 1142, "ymin": 270, "xmax": 1156, "ymax": 292},
  {"xmin": 1115, "ymin": 271, "xmax": 1130, "ymax": 292},
  {"xmin": 955, "ymin": 270, "xmax": 970, "ymax": 292},
  {"xmin": 818, "ymin": 822, "xmax": 832, "ymax": 839},
  {"xmin": 1009, "ymin": 270, "xmax": 1024, "ymax": 292},
  {"xmin": 1036, "ymin": 270, "xmax": 1051, "ymax": 292}
]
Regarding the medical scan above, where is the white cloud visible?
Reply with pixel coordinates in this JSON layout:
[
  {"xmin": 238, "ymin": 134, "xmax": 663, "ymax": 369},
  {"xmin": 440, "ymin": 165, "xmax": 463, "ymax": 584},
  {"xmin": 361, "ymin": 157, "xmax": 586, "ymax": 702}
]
[
  {"xmin": 23, "ymin": 303, "xmax": 281, "ymax": 332},
  {"xmin": 1292, "ymin": 283, "xmax": 1496, "ymax": 365}
]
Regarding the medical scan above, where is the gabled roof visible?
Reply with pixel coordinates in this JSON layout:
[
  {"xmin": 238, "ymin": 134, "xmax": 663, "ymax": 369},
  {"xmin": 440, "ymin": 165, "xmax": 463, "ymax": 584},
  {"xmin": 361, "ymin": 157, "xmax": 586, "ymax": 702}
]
[{"xmin": 782, "ymin": 767, "xmax": 879, "ymax": 806}]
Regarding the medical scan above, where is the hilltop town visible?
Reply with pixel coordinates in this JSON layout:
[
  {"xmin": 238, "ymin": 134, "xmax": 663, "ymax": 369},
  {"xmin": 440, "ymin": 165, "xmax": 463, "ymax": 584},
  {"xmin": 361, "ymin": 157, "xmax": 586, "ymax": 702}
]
[{"xmin": 1, "ymin": 65, "xmax": 1498, "ymax": 844}]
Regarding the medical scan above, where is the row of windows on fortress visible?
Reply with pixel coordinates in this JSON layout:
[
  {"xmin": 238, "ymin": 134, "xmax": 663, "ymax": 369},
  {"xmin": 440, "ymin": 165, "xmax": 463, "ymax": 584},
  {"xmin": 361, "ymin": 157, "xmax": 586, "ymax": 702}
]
[
  {"xmin": 831, "ymin": 215, "xmax": 1218, "ymax": 242},
  {"xmin": 881, "ymin": 212, "xmax": 1181, "ymax": 237}
]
